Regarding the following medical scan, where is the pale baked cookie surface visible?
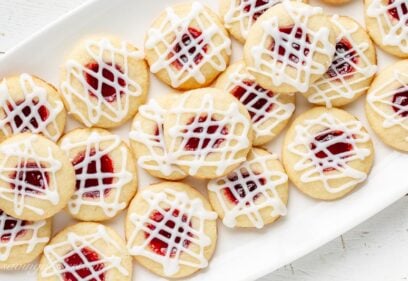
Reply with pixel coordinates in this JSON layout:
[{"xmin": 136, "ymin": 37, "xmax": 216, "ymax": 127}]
[
  {"xmin": 208, "ymin": 148, "xmax": 288, "ymax": 228},
  {"xmin": 59, "ymin": 128, "xmax": 137, "ymax": 221},
  {"xmin": 321, "ymin": 0, "xmax": 352, "ymax": 5},
  {"xmin": 215, "ymin": 61, "xmax": 295, "ymax": 145},
  {"xmin": 282, "ymin": 107, "xmax": 374, "ymax": 200},
  {"xmin": 244, "ymin": 2, "xmax": 336, "ymax": 93},
  {"xmin": 125, "ymin": 182, "xmax": 217, "ymax": 279},
  {"xmin": 303, "ymin": 15, "xmax": 377, "ymax": 107},
  {"xmin": 366, "ymin": 60, "xmax": 408, "ymax": 152},
  {"xmin": 60, "ymin": 35, "xmax": 149, "ymax": 128},
  {"xmin": 0, "ymin": 74, "xmax": 66, "ymax": 142},
  {"xmin": 163, "ymin": 88, "xmax": 253, "ymax": 179},
  {"xmin": 0, "ymin": 133, "xmax": 75, "ymax": 221},
  {"xmin": 144, "ymin": 1, "xmax": 231, "ymax": 90},
  {"xmin": 38, "ymin": 222, "xmax": 132, "ymax": 281}
]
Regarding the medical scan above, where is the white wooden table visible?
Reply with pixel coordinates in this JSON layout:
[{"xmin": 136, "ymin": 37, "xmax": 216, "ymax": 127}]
[{"xmin": 1, "ymin": 1, "xmax": 408, "ymax": 280}]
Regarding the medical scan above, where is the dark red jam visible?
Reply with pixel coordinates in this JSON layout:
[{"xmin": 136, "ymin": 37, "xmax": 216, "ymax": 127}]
[
  {"xmin": 243, "ymin": 0, "xmax": 272, "ymax": 20},
  {"xmin": 392, "ymin": 87, "xmax": 408, "ymax": 117},
  {"xmin": 387, "ymin": 0, "xmax": 408, "ymax": 23},
  {"xmin": 326, "ymin": 38, "xmax": 358, "ymax": 78},
  {"xmin": 223, "ymin": 171, "xmax": 266, "ymax": 205},
  {"xmin": 10, "ymin": 162, "xmax": 48, "ymax": 195},
  {"xmin": 0, "ymin": 210, "xmax": 27, "ymax": 242},
  {"xmin": 62, "ymin": 247, "xmax": 105, "ymax": 281},
  {"xmin": 6, "ymin": 100, "xmax": 49, "ymax": 132}
]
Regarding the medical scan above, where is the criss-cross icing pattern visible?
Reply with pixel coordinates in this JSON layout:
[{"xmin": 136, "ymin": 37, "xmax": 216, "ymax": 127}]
[
  {"xmin": 0, "ymin": 74, "xmax": 64, "ymax": 141},
  {"xmin": 60, "ymin": 132, "xmax": 132, "ymax": 217},
  {"xmin": 0, "ymin": 135, "xmax": 61, "ymax": 216},
  {"xmin": 307, "ymin": 15, "xmax": 378, "ymax": 107},
  {"xmin": 129, "ymin": 99, "xmax": 185, "ymax": 178},
  {"xmin": 224, "ymin": 63, "xmax": 294, "ymax": 139},
  {"xmin": 145, "ymin": 1, "xmax": 231, "ymax": 88},
  {"xmin": 209, "ymin": 150, "xmax": 287, "ymax": 229},
  {"xmin": 61, "ymin": 38, "xmax": 143, "ymax": 126},
  {"xmin": 249, "ymin": 2, "xmax": 334, "ymax": 93},
  {"xmin": 127, "ymin": 188, "xmax": 217, "ymax": 277},
  {"xmin": 367, "ymin": 0, "xmax": 408, "ymax": 53},
  {"xmin": 41, "ymin": 225, "xmax": 129, "ymax": 280},
  {"xmin": 368, "ymin": 69, "xmax": 408, "ymax": 141},
  {"xmin": 0, "ymin": 211, "xmax": 49, "ymax": 261},
  {"xmin": 167, "ymin": 93, "xmax": 251, "ymax": 177},
  {"xmin": 288, "ymin": 113, "xmax": 372, "ymax": 193}
]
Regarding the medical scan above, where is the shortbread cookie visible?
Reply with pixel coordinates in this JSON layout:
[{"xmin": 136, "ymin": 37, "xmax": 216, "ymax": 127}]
[
  {"xmin": 220, "ymin": 0, "xmax": 308, "ymax": 43},
  {"xmin": 0, "ymin": 133, "xmax": 75, "ymax": 221},
  {"xmin": 59, "ymin": 128, "xmax": 137, "ymax": 221},
  {"xmin": 163, "ymin": 88, "xmax": 253, "ymax": 179},
  {"xmin": 215, "ymin": 61, "xmax": 295, "ymax": 145},
  {"xmin": 303, "ymin": 15, "xmax": 377, "ymax": 107},
  {"xmin": 144, "ymin": 2, "xmax": 231, "ymax": 90},
  {"xmin": 0, "ymin": 210, "xmax": 51, "ymax": 268},
  {"xmin": 129, "ymin": 96, "xmax": 186, "ymax": 180},
  {"xmin": 365, "ymin": 0, "xmax": 408, "ymax": 58},
  {"xmin": 208, "ymin": 148, "xmax": 288, "ymax": 228},
  {"xmin": 321, "ymin": 0, "xmax": 352, "ymax": 5},
  {"xmin": 282, "ymin": 107, "xmax": 374, "ymax": 200},
  {"xmin": 126, "ymin": 182, "xmax": 217, "ymax": 278},
  {"xmin": 38, "ymin": 222, "xmax": 132, "ymax": 281},
  {"xmin": 60, "ymin": 35, "xmax": 149, "ymax": 128},
  {"xmin": 0, "ymin": 74, "xmax": 66, "ymax": 142},
  {"xmin": 244, "ymin": 2, "xmax": 336, "ymax": 93},
  {"xmin": 366, "ymin": 60, "xmax": 408, "ymax": 151}
]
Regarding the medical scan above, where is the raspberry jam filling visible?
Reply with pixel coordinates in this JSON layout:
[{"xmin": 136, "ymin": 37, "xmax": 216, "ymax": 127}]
[
  {"xmin": 62, "ymin": 247, "xmax": 105, "ymax": 281},
  {"xmin": 72, "ymin": 149, "xmax": 114, "ymax": 199},
  {"xmin": 85, "ymin": 62, "xmax": 126, "ymax": 103},
  {"xmin": 326, "ymin": 38, "xmax": 358, "ymax": 78},
  {"xmin": 10, "ymin": 162, "xmax": 49, "ymax": 195},
  {"xmin": 0, "ymin": 210, "xmax": 27, "ymax": 242},
  {"xmin": 6, "ymin": 100, "xmax": 49, "ymax": 132},
  {"xmin": 170, "ymin": 27, "xmax": 208, "ymax": 70},
  {"xmin": 243, "ymin": 0, "xmax": 271, "ymax": 20},
  {"xmin": 270, "ymin": 26, "xmax": 311, "ymax": 65},
  {"xmin": 223, "ymin": 171, "xmax": 266, "ymax": 205},
  {"xmin": 387, "ymin": 0, "xmax": 408, "ymax": 22},
  {"xmin": 310, "ymin": 130, "xmax": 353, "ymax": 172},
  {"xmin": 231, "ymin": 80, "xmax": 274, "ymax": 123},
  {"xmin": 183, "ymin": 114, "xmax": 228, "ymax": 151},
  {"xmin": 392, "ymin": 87, "xmax": 408, "ymax": 117},
  {"xmin": 145, "ymin": 209, "xmax": 193, "ymax": 257}
]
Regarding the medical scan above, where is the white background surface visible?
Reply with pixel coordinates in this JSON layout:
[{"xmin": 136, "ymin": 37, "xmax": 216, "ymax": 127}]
[{"xmin": 0, "ymin": 1, "xmax": 408, "ymax": 281}]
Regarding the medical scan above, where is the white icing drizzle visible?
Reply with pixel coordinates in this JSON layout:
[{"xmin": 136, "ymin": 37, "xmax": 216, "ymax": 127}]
[
  {"xmin": 60, "ymin": 131, "xmax": 133, "ymax": 217},
  {"xmin": 61, "ymin": 38, "xmax": 144, "ymax": 126},
  {"xmin": 248, "ymin": 2, "xmax": 335, "ymax": 93},
  {"xmin": 0, "ymin": 135, "xmax": 61, "ymax": 216},
  {"xmin": 367, "ymin": 0, "xmax": 408, "ymax": 53},
  {"xmin": 208, "ymin": 150, "xmax": 287, "ymax": 229},
  {"xmin": 367, "ymin": 69, "xmax": 408, "ymax": 141},
  {"xmin": 127, "ymin": 188, "xmax": 217, "ymax": 277},
  {"xmin": 0, "ymin": 211, "xmax": 49, "ymax": 261},
  {"xmin": 0, "ymin": 74, "xmax": 64, "ymax": 141},
  {"xmin": 224, "ymin": 63, "xmax": 295, "ymax": 139},
  {"xmin": 307, "ymin": 15, "xmax": 378, "ymax": 107},
  {"xmin": 41, "ymin": 225, "xmax": 129, "ymax": 279},
  {"xmin": 145, "ymin": 1, "xmax": 231, "ymax": 88},
  {"xmin": 167, "ymin": 93, "xmax": 251, "ymax": 177},
  {"xmin": 288, "ymin": 113, "xmax": 372, "ymax": 193},
  {"xmin": 129, "ymin": 99, "xmax": 186, "ymax": 178}
]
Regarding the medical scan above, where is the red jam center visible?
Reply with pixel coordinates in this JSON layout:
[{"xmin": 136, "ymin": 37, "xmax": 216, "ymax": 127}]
[
  {"xmin": 85, "ymin": 62, "xmax": 126, "ymax": 103},
  {"xmin": 231, "ymin": 80, "xmax": 274, "ymax": 123},
  {"xmin": 145, "ymin": 209, "xmax": 193, "ymax": 257},
  {"xmin": 326, "ymin": 38, "xmax": 358, "ymax": 78},
  {"xmin": 72, "ymin": 149, "xmax": 114, "ymax": 199},
  {"xmin": 10, "ymin": 162, "xmax": 49, "ymax": 195},
  {"xmin": 392, "ymin": 87, "xmax": 408, "ymax": 117},
  {"xmin": 0, "ymin": 210, "xmax": 27, "ymax": 242},
  {"xmin": 6, "ymin": 100, "xmax": 49, "ymax": 132},
  {"xmin": 171, "ymin": 27, "xmax": 208, "ymax": 70},
  {"xmin": 184, "ymin": 114, "xmax": 229, "ymax": 151},
  {"xmin": 270, "ymin": 26, "xmax": 311, "ymax": 65},
  {"xmin": 310, "ymin": 130, "xmax": 353, "ymax": 172},
  {"xmin": 62, "ymin": 247, "xmax": 105, "ymax": 281},
  {"xmin": 223, "ymin": 171, "xmax": 266, "ymax": 205},
  {"xmin": 388, "ymin": 0, "xmax": 408, "ymax": 23},
  {"xmin": 243, "ymin": 0, "xmax": 271, "ymax": 20}
]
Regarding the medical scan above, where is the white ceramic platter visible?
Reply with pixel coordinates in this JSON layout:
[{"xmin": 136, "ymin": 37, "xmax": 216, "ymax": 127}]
[{"xmin": 0, "ymin": 0, "xmax": 407, "ymax": 280}]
